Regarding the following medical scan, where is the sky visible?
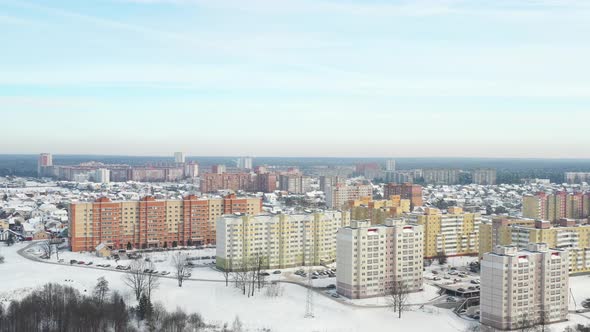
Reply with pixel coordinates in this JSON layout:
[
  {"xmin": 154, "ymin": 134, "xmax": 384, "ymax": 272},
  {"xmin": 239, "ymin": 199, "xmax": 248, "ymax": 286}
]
[{"xmin": 0, "ymin": 0, "xmax": 589, "ymax": 158}]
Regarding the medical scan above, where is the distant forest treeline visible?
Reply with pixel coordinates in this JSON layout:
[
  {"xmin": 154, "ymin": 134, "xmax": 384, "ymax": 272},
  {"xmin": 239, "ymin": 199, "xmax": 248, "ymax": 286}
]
[{"xmin": 1, "ymin": 155, "xmax": 590, "ymax": 184}]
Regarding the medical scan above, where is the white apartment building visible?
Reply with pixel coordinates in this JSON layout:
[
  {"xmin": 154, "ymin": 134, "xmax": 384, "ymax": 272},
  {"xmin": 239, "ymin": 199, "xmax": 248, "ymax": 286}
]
[
  {"xmin": 480, "ymin": 243, "xmax": 569, "ymax": 331},
  {"xmin": 237, "ymin": 157, "xmax": 253, "ymax": 170},
  {"xmin": 174, "ymin": 152, "xmax": 185, "ymax": 163},
  {"xmin": 336, "ymin": 220, "xmax": 424, "ymax": 299},
  {"xmin": 385, "ymin": 159, "xmax": 396, "ymax": 171},
  {"xmin": 325, "ymin": 183, "xmax": 372, "ymax": 209},
  {"xmin": 94, "ymin": 168, "xmax": 110, "ymax": 184},
  {"xmin": 216, "ymin": 210, "xmax": 350, "ymax": 271},
  {"xmin": 278, "ymin": 174, "xmax": 311, "ymax": 194}
]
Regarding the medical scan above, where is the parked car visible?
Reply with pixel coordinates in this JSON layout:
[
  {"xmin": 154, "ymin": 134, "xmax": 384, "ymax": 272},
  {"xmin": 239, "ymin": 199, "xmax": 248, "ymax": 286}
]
[
  {"xmin": 458, "ymin": 288, "xmax": 466, "ymax": 292},
  {"xmin": 70, "ymin": 260, "xmax": 78, "ymax": 264},
  {"xmin": 161, "ymin": 271, "xmax": 170, "ymax": 276},
  {"xmin": 260, "ymin": 272, "xmax": 270, "ymax": 277},
  {"xmin": 86, "ymin": 262, "xmax": 93, "ymax": 265},
  {"xmin": 331, "ymin": 293, "xmax": 340, "ymax": 298},
  {"xmin": 273, "ymin": 270, "xmax": 281, "ymax": 274},
  {"xmin": 77, "ymin": 261, "xmax": 85, "ymax": 265},
  {"xmin": 326, "ymin": 284, "xmax": 336, "ymax": 289}
]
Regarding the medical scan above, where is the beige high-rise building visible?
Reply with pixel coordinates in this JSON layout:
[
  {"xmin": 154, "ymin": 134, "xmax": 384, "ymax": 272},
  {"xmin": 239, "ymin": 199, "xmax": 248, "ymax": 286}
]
[
  {"xmin": 480, "ymin": 218, "xmax": 590, "ymax": 274},
  {"xmin": 480, "ymin": 244, "xmax": 569, "ymax": 331},
  {"xmin": 472, "ymin": 168, "xmax": 497, "ymax": 185},
  {"xmin": 69, "ymin": 194, "xmax": 261, "ymax": 252},
  {"xmin": 406, "ymin": 207, "xmax": 481, "ymax": 258},
  {"xmin": 478, "ymin": 217, "xmax": 536, "ymax": 259},
  {"xmin": 422, "ymin": 168, "xmax": 460, "ymax": 185},
  {"xmin": 522, "ymin": 192, "xmax": 590, "ymax": 222},
  {"xmin": 336, "ymin": 220, "xmax": 423, "ymax": 299},
  {"xmin": 326, "ymin": 183, "xmax": 373, "ymax": 209},
  {"xmin": 350, "ymin": 195, "xmax": 411, "ymax": 224},
  {"xmin": 215, "ymin": 210, "xmax": 351, "ymax": 271}
]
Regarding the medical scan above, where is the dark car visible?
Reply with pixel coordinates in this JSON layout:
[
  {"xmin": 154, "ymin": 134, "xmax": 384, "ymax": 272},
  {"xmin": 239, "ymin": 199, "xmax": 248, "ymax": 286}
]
[
  {"xmin": 326, "ymin": 284, "xmax": 336, "ymax": 289},
  {"xmin": 260, "ymin": 272, "xmax": 270, "ymax": 276},
  {"xmin": 273, "ymin": 270, "xmax": 281, "ymax": 274},
  {"xmin": 70, "ymin": 260, "xmax": 78, "ymax": 264}
]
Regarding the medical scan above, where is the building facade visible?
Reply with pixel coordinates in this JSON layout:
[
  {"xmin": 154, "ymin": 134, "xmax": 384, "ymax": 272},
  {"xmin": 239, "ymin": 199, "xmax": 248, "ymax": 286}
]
[
  {"xmin": 278, "ymin": 174, "xmax": 311, "ymax": 194},
  {"xmin": 350, "ymin": 195, "xmax": 411, "ymax": 224},
  {"xmin": 480, "ymin": 218, "xmax": 590, "ymax": 274},
  {"xmin": 522, "ymin": 192, "xmax": 590, "ymax": 222},
  {"xmin": 478, "ymin": 217, "xmax": 536, "ymax": 259},
  {"xmin": 385, "ymin": 159, "xmax": 396, "ymax": 172},
  {"xmin": 422, "ymin": 168, "xmax": 460, "ymax": 185},
  {"xmin": 37, "ymin": 153, "xmax": 53, "ymax": 177},
  {"xmin": 237, "ymin": 157, "xmax": 253, "ymax": 170},
  {"xmin": 336, "ymin": 220, "xmax": 423, "ymax": 299},
  {"xmin": 565, "ymin": 172, "xmax": 590, "ymax": 184},
  {"xmin": 406, "ymin": 207, "xmax": 481, "ymax": 258},
  {"xmin": 480, "ymin": 244, "xmax": 569, "ymax": 330},
  {"xmin": 174, "ymin": 152, "xmax": 185, "ymax": 164},
  {"xmin": 472, "ymin": 168, "xmax": 497, "ymax": 185},
  {"xmin": 325, "ymin": 184, "xmax": 373, "ymax": 209},
  {"xmin": 200, "ymin": 173, "xmax": 252, "ymax": 193},
  {"xmin": 215, "ymin": 210, "xmax": 351, "ymax": 271},
  {"xmin": 383, "ymin": 183, "xmax": 423, "ymax": 209},
  {"xmin": 69, "ymin": 194, "xmax": 262, "ymax": 252},
  {"xmin": 94, "ymin": 168, "xmax": 110, "ymax": 184}
]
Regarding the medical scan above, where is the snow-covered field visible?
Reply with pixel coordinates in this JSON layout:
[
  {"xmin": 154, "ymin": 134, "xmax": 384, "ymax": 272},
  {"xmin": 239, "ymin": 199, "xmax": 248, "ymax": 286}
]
[{"xmin": 1, "ymin": 242, "xmax": 589, "ymax": 332}]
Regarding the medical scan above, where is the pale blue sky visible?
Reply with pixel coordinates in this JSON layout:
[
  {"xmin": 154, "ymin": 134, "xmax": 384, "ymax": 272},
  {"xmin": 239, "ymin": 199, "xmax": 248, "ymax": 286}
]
[{"xmin": 1, "ymin": 0, "xmax": 589, "ymax": 157}]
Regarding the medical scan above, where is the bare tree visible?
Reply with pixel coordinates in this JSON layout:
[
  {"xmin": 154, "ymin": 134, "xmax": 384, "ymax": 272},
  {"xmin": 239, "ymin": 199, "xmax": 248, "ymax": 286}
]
[
  {"xmin": 435, "ymin": 251, "xmax": 447, "ymax": 265},
  {"xmin": 39, "ymin": 239, "xmax": 52, "ymax": 259},
  {"xmin": 231, "ymin": 260, "xmax": 249, "ymax": 296},
  {"xmin": 122, "ymin": 260, "xmax": 147, "ymax": 301},
  {"xmin": 389, "ymin": 279, "xmax": 410, "ymax": 318},
  {"xmin": 171, "ymin": 252, "xmax": 192, "ymax": 287},
  {"xmin": 145, "ymin": 262, "xmax": 160, "ymax": 302},
  {"xmin": 232, "ymin": 316, "xmax": 244, "ymax": 332},
  {"xmin": 538, "ymin": 309, "xmax": 551, "ymax": 332},
  {"xmin": 93, "ymin": 276, "xmax": 110, "ymax": 306},
  {"xmin": 516, "ymin": 311, "xmax": 541, "ymax": 332},
  {"xmin": 221, "ymin": 257, "xmax": 233, "ymax": 287},
  {"xmin": 265, "ymin": 281, "xmax": 284, "ymax": 298}
]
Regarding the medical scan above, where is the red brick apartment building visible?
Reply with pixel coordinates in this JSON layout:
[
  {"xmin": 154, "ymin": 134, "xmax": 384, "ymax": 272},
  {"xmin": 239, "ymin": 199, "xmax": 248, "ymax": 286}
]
[
  {"xmin": 69, "ymin": 194, "xmax": 261, "ymax": 252},
  {"xmin": 383, "ymin": 183, "xmax": 423, "ymax": 209}
]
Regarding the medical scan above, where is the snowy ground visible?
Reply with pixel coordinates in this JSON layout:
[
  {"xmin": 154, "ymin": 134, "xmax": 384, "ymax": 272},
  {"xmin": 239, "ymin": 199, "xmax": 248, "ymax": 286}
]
[{"xmin": 1, "ymin": 243, "xmax": 589, "ymax": 332}]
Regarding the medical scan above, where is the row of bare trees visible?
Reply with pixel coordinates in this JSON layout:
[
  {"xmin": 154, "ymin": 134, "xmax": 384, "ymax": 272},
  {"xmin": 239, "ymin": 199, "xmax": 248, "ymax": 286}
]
[{"xmin": 220, "ymin": 254, "xmax": 270, "ymax": 298}]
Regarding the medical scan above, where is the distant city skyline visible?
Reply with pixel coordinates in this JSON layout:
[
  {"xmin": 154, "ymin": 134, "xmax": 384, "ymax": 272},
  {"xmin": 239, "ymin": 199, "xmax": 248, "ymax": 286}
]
[{"xmin": 1, "ymin": 0, "xmax": 589, "ymax": 158}]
